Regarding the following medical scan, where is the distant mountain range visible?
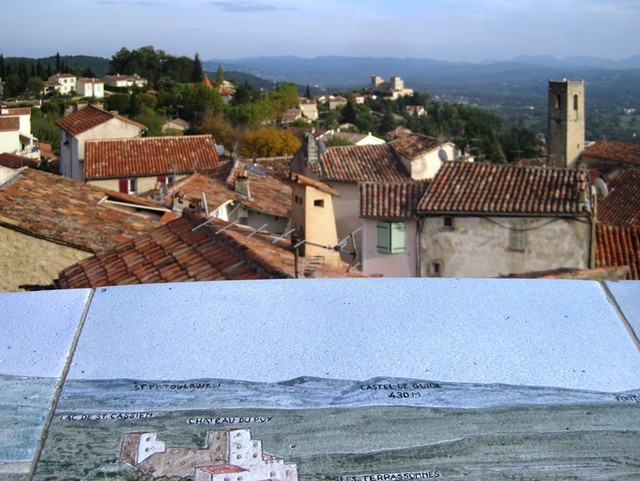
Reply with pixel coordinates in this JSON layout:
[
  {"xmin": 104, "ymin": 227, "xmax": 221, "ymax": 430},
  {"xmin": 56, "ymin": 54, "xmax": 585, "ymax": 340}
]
[{"xmin": 203, "ymin": 54, "xmax": 640, "ymax": 91}]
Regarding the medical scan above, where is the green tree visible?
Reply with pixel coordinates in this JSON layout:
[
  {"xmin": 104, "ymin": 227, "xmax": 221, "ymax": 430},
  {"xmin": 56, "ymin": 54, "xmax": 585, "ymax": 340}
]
[
  {"xmin": 191, "ymin": 53, "xmax": 203, "ymax": 83},
  {"xmin": 215, "ymin": 65, "xmax": 224, "ymax": 85},
  {"xmin": 181, "ymin": 83, "xmax": 224, "ymax": 124},
  {"xmin": 27, "ymin": 77, "xmax": 45, "ymax": 98},
  {"xmin": 104, "ymin": 93, "xmax": 131, "ymax": 113},
  {"xmin": 31, "ymin": 107, "xmax": 61, "ymax": 154},
  {"xmin": 340, "ymin": 99, "xmax": 357, "ymax": 125}
]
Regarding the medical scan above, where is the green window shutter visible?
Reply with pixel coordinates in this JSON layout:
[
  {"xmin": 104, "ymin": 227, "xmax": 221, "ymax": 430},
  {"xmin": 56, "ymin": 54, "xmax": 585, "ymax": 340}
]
[
  {"xmin": 390, "ymin": 222, "xmax": 406, "ymax": 254},
  {"xmin": 376, "ymin": 222, "xmax": 390, "ymax": 253}
]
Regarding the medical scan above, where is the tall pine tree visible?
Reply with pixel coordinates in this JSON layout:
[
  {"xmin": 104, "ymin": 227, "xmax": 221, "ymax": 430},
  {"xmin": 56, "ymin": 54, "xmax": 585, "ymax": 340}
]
[{"xmin": 191, "ymin": 53, "xmax": 203, "ymax": 82}]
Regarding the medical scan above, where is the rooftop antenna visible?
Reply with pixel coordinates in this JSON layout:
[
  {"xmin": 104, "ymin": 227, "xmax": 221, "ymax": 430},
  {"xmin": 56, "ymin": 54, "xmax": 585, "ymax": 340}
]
[
  {"xmin": 201, "ymin": 192, "xmax": 209, "ymax": 216},
  {"xmin": 214, "ymin": 220, "xmax": 239, "ymax": 235},
  {"xmin": 272, "ymin": 228, "xmax": 295, "ymax": 244},
  {"xmin": 247, "ymin": 222, "xmax": 269, "ymax": 238}
]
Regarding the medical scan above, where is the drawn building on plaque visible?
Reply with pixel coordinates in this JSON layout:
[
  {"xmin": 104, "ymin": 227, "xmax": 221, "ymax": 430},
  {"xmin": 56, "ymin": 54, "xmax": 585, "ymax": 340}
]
[{"xmin": 120, "ymin": 428, "xmax": 298, "ymax": 481}]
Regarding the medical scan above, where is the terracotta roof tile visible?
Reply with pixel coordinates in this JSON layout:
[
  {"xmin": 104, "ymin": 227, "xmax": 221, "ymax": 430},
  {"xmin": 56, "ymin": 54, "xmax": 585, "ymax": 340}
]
[
  {"xmin": 418, "ymin": 162, "xmax": 590, "ymax": 215},
  {"xmin": 582, "ymin": 140, "xmax": 640, "ymax": 166},
  {"xmin": 56, "ymin": 104, "xmax": 145, "ymax": 137},
  {"xmin": 596, "ymin": 223, "xmax": 640, "ymax": 279},
  {"xmin": 226, "ymin": 160, "xmax": 292, "ymax": 217},
  {"xmin": 318, "ymin": 144, "xmax": 408, "ymax": 182},
  {"xmin": 170, "ymin": 161, "xmax": 292, "ymax": 219},
  {"xmin": 0, "ymin": 168, "xmax": 164, "ymax": 252},
  {"xmin": 0, "ymin": 152, "xmax": 40, "ymax": 169},
  {"xmin": 597, "ymin": 168, "xmax": 640, "ymax": 226},
  {"xmin": 360, "ymin": 181, "xmax": 431, "ymax": 219},
  {"xmin": 251, "ymin": 156, "xmax": 292, "ymax": 180},
  {"xmin": 1, "ymin": 107, "xmax": 31, "ymax": 116},
  {"xmin": 0, "ymin": 117, "xmax": 20, "ymax": 132},
  {"xmin": 84, "ymin": 135, "xmax": 220, "ymax": 179},
  {"xmin": 390, "ymin": 133, "xmax": 441, "ymax": 160},
  {"xmin": 56, "ymin": 211, "xmax": 366, "ymax": 288}
]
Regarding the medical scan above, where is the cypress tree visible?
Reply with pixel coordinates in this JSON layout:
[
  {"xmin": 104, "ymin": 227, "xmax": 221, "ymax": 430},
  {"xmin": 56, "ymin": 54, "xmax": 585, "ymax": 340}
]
[{"xmin": 191, "ymin": 53, "xmax": 203, "ymax": 82}]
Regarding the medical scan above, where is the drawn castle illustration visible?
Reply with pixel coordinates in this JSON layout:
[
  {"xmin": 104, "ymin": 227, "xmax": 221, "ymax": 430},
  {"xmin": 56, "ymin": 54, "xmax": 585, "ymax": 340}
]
[{"xmin": 120, "ymin": 428, "xmax": 299, "ymax": 481}]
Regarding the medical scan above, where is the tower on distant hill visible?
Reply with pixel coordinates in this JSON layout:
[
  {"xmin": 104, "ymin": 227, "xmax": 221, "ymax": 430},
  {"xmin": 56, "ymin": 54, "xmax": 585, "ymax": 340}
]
[{"xmin": 548, "ymin": 80, "xmax": 585, "ymax": 168}]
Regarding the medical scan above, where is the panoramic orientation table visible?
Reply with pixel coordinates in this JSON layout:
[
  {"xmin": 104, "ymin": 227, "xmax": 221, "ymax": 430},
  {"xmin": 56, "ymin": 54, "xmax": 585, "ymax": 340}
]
[{"xmin": 1, "ymin": 278, "xmax": 639, "ymax": 481}]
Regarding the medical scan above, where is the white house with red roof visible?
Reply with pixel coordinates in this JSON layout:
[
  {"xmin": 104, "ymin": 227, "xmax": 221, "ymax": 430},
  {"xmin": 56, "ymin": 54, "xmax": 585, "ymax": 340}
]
[
  {"xmin": 84, "ymin": 134, "xmax": 220, "ymax": 195},
  {"xmin": 76, "ymin": 78, "xmax": 104, "ymax": 98},
  {"xmin": 0, "ymin": 107, "xmax": 39, "ymax": 158},
  {"xmin": 56, "ymin": 104, "xmax": 146, "ymax": 179},
  {"xmin": 48, "ymin": 73, "xmax": 77, "ymax": 94}
]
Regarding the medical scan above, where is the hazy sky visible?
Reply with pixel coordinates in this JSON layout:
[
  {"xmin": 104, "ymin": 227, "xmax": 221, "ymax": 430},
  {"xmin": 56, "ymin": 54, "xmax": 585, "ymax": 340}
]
[{"xmin": 2, "ymin": 0, "xmax": 639, "ymax": 62}]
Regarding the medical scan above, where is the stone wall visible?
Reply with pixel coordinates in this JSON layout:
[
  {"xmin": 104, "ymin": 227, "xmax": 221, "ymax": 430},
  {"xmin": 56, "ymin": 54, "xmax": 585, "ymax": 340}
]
[{"xmin": 0, "ymin": 227, "xmax": 91, "ymax": 291}]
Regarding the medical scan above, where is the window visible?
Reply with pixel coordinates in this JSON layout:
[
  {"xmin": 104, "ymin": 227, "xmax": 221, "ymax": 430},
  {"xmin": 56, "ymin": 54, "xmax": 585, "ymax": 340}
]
[
  {"xmin": 573, "ymin": 94, "xmax": 579, "ymax": 111},
  {"xmin": 442, "ymin": 216, "xmax": 454, "ymax": 230},
  {"xmin": 313, "ymin": 199, "xmax": 324, "ymax": 207},
  {"xmin": 509, "ymin": 220, "xmax": 526, "ymax": 251},
  {"xmin": 376, "ymin": 221, "xmax": 406, "ymax": 254},
  {"xmin": 431, "ymin": 262, "xmax": 442, "ymax": 277},
  {"xmin": 127, "ymin": 178, "xmax": 137, "ymax": 195}
]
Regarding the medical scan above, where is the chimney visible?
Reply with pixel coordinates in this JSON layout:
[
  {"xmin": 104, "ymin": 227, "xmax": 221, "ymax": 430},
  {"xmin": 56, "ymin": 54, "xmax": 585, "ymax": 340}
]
[{"xmin": 236, "ymin": 172, "xmax": 250, "ymax": 198}]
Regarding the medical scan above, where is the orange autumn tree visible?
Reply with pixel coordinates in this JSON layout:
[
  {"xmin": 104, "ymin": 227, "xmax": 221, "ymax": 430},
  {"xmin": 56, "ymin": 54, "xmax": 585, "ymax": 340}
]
[{"xmin": 240, "ymin": 127, "xmax": 301, "ymax": 157}]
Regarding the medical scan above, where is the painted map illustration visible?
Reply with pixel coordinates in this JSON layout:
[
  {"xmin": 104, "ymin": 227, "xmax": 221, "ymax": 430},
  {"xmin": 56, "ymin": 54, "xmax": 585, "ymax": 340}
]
[{"xmin": 3, "ymin": 375, "xmax": 635, "ymax": 481}]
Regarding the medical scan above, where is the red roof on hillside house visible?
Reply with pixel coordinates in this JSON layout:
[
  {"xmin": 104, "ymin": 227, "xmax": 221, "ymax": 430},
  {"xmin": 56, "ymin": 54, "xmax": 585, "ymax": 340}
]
[
  {"xmin": 390, "ymin": 133, "xmax": 442, "ymax": 160},
  {"xmin": 1, "ymin": 107, "xmax": 31, "ymax": 116},
  {"xmin": 316, "ymin": 144, "xmax": 409, "ymax": 182},
  {"xmin": 227, "ymin": 160, "xmax": 292, "ymax": 217},
  {"xmin": 168, "ymin": 161, "xmax": 292, "ymax": 219},
  {"xmin": 418, "ymin": 162, "xmax": 591, "ymax": 215},
  {"xmin": 56, "ymin": 210, "xmax": 366, "ymax": 288},
  {"xmin": 581, "ymin": 140, "xmax": 640, "ymax": 167},
  {"xmin": 56, "ymin": 104, "xmax": 146, "ymax": 137},
  {"xmin": 251, "ymin": 156, "xmax": 293, "ymax": 180},
  {"xmin": 596, "ymin": 223, "xmax": 640, "ymax": 279},
  {"xmin": 360, "ymin": 181, "xmax": 430, "ymax": 219},
  {"xmin": 0, "ymin": 152, "xmax": 40, "ymax": 169},
  {"xmin": 597, "ymin": 168, "xmax": 640, "ymax": 226},
  {"xmin": 0, "ymin": 117, "xmax": 19, "ymax": 132},
  {"xmin": 0, "ymin": 168, "xmax": 165, "ymax": 253},
  {"xmin": 84, "ymin": 135, "xmax": 220, "ymax": 180}
]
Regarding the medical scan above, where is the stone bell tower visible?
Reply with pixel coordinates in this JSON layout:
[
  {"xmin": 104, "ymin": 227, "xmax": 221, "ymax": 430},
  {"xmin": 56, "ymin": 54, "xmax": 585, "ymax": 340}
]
[{"xmin": 548, "ymin": 80, "xmax": 585, "ymax": 168}]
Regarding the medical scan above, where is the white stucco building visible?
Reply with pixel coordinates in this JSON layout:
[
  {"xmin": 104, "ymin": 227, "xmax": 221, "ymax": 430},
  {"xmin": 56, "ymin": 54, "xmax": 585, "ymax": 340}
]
[{"xmin": 56, "ymin": 104, "xmax": 146, "ymax": 180}]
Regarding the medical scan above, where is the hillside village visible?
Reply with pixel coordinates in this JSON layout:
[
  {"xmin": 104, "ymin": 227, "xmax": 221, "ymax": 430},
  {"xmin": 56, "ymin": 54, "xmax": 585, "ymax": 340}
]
[{"xmin": 0, "ymin": 61, "xmax": 639, "ymax": 292}]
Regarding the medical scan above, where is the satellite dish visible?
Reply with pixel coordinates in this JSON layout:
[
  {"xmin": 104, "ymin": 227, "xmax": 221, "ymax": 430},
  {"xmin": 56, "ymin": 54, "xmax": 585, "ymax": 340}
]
[{"xmin": 438, "ymin": 148, "xmax": 449, "ymax": 162}]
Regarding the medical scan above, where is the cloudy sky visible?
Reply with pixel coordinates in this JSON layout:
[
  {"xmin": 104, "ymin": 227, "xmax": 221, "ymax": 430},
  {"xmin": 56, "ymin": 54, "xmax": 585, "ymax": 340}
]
[{"xmin": 2, "ymin": 0, "xmax": 639, "ymax": 62}]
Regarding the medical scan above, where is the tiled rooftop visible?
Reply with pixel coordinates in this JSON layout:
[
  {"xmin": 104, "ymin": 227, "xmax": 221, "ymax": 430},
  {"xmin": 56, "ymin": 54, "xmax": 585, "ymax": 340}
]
[
  {"xmin": 582, "ymin": 140, "xmax": 640, "ymax": 166},
  {"xmin": 0, "ymin": 117, "xmax": 19, "ymax": 132},
  {"xmin": 390, "ymin": 133, "xmax": 441, "ymax": 160},
  {"xmin": 597, "ymin": 169, "xmax": 640, "ymax": 226},
  {"xmin": 0, "ymin": 152, "xmax": 40, "ymax": 169},
  {"xmin": 56, "ymin": 211, "xmax": 365, "ymax": 288},
  {"xmin": 251, "ymin": 156, "xmax": 292, "ymax": 180},
  {"xmin": 0, "ymin": 168, "xmax": 164, "ymax": 252},
  {"xmin": 226, "ymin": 160, "xmax": 292, "ymax": 217},
  {"xmin": 596, "ymin": 223, "xmax": 640, "ymax": 280},
  {"xmin": 56, "ymin": 104, "xmax": 146, "ymax": 137},
  {"xmin": 418, "ymin": 162, "xmax": 590, "ymax": 215},
  {"xmin": 360, "ymin": 181, "xmax": 430, "ymax": 219},
  {"xmin": 84, "ymin": 135, "xmax": 220, "ymax": 179},
  {"xmin": 317, "ymin": 144, "xmax": 409, "ymax": 182},
  {"xmin": 169, "ymin": 172, "xmax": 233, "ymax": 213},
  {"xmin": 0, "ymin": 107, "xmax": 31, "ymax": 116},
  {"xmin": 169, "ymin": 160, "xmax": 292, "ymax": 219}
]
